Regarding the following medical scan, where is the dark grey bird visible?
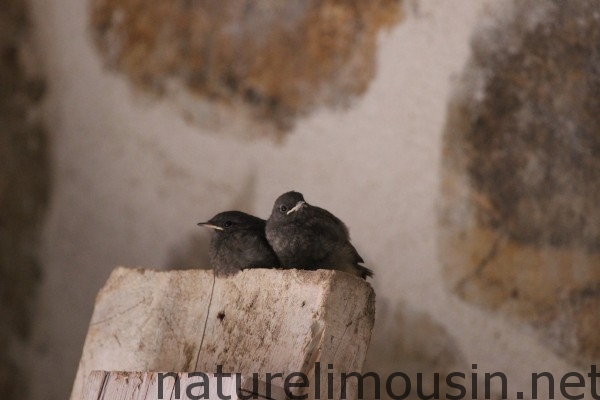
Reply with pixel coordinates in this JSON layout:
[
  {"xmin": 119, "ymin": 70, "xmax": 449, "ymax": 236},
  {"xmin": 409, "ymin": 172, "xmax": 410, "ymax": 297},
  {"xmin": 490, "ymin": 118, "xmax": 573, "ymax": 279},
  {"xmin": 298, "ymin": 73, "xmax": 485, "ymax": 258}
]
[
  {"xmin": 198, "ymin": 211, "xmax": 279, "ymax": 277},
  {"xmin": 266, "ymin": 191, "xmax": 373, "ymax": 279}
]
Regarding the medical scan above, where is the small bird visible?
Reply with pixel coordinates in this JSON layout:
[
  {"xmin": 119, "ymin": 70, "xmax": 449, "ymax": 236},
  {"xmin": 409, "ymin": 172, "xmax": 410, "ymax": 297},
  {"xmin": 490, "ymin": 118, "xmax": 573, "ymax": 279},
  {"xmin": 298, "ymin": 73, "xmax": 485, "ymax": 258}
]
[
  {"xmin": 198, "ymin": 211, "xmax": 279, "ymax": 277},
  {"xmin": 266, "ymin": 191, "xmax": 373, "ymax": 279}
]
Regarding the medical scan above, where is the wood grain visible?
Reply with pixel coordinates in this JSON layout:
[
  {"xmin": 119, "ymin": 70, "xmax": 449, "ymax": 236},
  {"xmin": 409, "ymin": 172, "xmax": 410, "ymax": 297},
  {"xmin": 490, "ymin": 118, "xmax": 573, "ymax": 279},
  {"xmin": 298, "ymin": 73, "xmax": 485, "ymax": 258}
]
[{"xmin": 71, "ymin": 268, "xmax": 375, "ymax": 400}]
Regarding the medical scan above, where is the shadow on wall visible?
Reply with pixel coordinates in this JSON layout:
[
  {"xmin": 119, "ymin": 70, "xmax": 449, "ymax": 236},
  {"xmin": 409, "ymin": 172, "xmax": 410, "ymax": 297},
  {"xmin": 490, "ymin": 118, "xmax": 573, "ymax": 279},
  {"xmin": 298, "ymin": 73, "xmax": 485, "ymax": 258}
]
[
  {"xmin": 362, "ymin": 299, "xmax": 466, "ymax": 400},
  {"xmin": 439, "ymin": 0, "xmax": 600, "ymax": 366},
  {"xmin": 0, "ymin": 0, "xmax": 50, "ymax": 398},
  {"xmin": 90, "ymin": 0, "xmax": 403, "ymax": 137}
]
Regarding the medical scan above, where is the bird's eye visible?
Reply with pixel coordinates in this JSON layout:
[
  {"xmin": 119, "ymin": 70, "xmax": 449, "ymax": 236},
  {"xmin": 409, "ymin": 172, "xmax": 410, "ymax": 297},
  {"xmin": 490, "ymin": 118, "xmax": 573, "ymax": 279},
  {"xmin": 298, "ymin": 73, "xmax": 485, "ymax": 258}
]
[
  {"xmin": 279, "ymin": 205, "xmax": 288, "ymax": 213},
  {"xmin": 224, "ymin": 221, "xmax": 233, "ymax": 228}
]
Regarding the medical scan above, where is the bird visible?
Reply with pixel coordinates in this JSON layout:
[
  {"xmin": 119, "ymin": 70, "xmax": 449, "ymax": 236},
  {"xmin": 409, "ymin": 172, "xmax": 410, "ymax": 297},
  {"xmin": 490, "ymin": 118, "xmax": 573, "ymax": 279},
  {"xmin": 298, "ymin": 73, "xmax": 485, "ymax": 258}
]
[
  {"xmin": 198, "ymin": 211, "xmax": 279, "ymax": 277},
  {"xmin": 265, "ymin": 191, "xmax": 373, "ymax": 279}
]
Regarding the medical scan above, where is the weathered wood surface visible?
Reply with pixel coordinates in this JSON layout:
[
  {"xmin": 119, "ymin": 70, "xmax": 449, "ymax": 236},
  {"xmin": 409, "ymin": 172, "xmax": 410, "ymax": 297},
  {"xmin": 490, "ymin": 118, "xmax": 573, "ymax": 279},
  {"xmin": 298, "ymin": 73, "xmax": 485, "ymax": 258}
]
[
  {"xmin": 71, "ymin": 268, "xmax": 375, "ymax": 400},
  {"xmin": 84, "ymin": 370, "xmax": 287, "ymax": 400}
]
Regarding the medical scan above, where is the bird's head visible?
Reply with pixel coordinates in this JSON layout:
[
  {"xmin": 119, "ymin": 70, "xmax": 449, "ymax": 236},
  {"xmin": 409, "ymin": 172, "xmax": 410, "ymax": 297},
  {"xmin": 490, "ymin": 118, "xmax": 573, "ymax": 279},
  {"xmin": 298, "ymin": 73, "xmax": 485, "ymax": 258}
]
[
  {"xmin": 197, "ymin": 211, "xmax": 265, "ymax": 234},
  {"xmin": 270, "ymin": 191, "xmax": 308, "ymax": 221}
]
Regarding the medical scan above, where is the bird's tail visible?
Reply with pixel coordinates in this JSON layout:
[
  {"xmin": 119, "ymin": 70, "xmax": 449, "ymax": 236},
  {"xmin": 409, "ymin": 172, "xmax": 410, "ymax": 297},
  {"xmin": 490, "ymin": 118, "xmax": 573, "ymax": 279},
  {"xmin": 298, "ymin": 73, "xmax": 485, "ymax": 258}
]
[{"xmin": 356, "ymin": 264, "xmax": 374, "ymax": 279}]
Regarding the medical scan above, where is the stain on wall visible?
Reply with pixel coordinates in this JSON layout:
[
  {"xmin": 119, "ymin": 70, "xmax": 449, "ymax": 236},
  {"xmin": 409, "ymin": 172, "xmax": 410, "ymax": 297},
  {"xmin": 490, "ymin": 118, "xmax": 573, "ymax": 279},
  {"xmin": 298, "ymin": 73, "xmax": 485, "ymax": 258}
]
[
  {"xmin": 0, "ymin": 0, "xmax": 50, "ymax": 397},
  {"xmin": 90, "ymin": 0, "xmax": 402, "ymax": 135},
  {"xmin": 440, "ymin": 0, "xmax": 600, "ymax": 366}
]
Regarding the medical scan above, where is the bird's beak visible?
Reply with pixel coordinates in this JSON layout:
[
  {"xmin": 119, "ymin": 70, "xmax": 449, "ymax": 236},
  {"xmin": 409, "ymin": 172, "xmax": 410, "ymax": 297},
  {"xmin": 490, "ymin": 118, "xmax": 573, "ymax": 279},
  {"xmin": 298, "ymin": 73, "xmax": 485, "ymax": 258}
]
[
  {"xmin": 197, "ymin": 222, "xmax": 223, "ymax": 231},
  {"xmin": 287, "ymin": 201, "xmax": 307, "ymax": 215}
]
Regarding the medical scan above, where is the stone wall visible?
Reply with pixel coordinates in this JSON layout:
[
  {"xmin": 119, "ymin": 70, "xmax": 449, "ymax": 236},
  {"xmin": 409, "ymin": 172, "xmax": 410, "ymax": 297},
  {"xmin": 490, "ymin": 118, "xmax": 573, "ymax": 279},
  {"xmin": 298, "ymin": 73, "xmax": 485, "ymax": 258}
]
[{"xmin": 0, "ymin": 0, "xmax": 49, "ymax": 398}]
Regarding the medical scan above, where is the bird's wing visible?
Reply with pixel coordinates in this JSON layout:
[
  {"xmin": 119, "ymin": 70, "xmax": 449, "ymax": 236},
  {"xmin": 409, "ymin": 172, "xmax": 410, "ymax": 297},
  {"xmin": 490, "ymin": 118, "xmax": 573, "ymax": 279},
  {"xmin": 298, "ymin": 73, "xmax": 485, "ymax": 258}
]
[
  {"xmin": 312, "ymin": 206, "xmax": 350, "ymax": 238},
  {"xmin": 331, "ymin": 241, "xmax": 373, "ymax": 278},
  {"xmin": 345, "ymin": 240, "xmax": 364, "ymax": 263},
  {"xmin": 346, "ymin": 241, "xmax": 374, "ymax": 278}
]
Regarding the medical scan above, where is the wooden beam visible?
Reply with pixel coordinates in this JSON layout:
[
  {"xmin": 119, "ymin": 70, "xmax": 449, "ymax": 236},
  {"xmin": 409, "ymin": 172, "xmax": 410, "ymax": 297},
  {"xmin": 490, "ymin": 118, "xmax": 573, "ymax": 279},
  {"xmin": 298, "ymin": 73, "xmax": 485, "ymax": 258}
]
[
  {"xmin": 71, "ymin": 268, "xmax": 375, "ymax": 400},
  {"xmin": 84, "ymin": 370, "xmax": 287, "ymax": 400}
]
